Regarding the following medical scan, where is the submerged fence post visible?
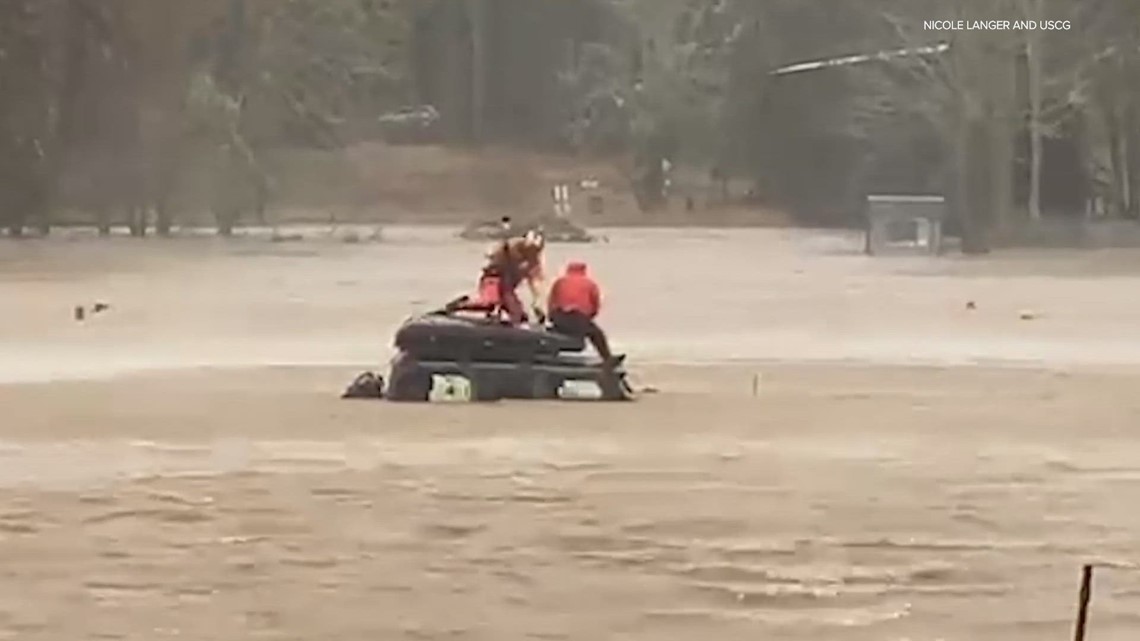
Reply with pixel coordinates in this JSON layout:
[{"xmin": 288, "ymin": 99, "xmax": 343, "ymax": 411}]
[{"xmin": 1073, "ymin": 564, "xmax": 1093, "ymax": 641}]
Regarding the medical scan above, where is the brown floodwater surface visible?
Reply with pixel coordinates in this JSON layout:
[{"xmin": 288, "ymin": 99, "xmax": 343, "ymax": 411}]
[{"xmin": 2, "ymin": 227, "xmax": 1140, "ymax": 640}]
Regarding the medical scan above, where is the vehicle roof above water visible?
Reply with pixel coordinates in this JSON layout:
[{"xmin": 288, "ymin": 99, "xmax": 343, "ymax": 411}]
[{"xmin": 398, "ymin": 313, "xmax": 585, "ymax": 348}]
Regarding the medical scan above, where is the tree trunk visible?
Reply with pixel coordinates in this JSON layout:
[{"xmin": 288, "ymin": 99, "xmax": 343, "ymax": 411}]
[
  {"xmin": 468, "ymin": 0, "xmax": 487, "ymax": 143},
  {"xmin": 154, "ymin": 152, "xmax": 176, "ymax": 236},
  {"xmin": 38, "ymin": 0, "xmax": 89, "ymax": 237},
  {"xmin": 1026, "ymin": 25, "xmax": 1043, "ymax": 221},
  {"xmin": 965, "ymin": 119, "xmax": 992, "ymax": 254},
  {"xmin": 216, "ymin": 0, "xmax": 248, "ymax": 94},
  {"xmin": 949, "ymin": 32, "xmax": 997, "ymax": 254},
  {"xmin": 214, "ymin": 195, "xmax": 238, "ymax": 237},
  {"xmin": 215, "ymin": 190, "xmax": 237, "ymax": 236},
  {"xmin": 1106, "ymin": 103, "xmax": 1127, "ymax": 217},
  {"xmin": 951, "ymin": 105, "xmax": 992, "ymax": 255},
  {"xmin": 988, "ymin": 46, "xmax": 1016, "ymax": 235},
  {"xmin": 638, "ymin": 160, "xmax": 665, "ymax": 212},
  {"xmin": 217, "ymin": 218, "xmax": 235, "ymax": 237},
  {"xmin": 253, "ymin": 170, "xmax": 270, "ymax": 226},
  {"xmin": 153, "ymin": 143, "xmax": 180, "ymax": 236},
  {"xmin": 214, "ymin": 152, "xmax": 240, "ymax": 237},
  {"xmin": 1126, "ymin": 115, "xmax": 1138, "ymax": 218},
  {"xmin": 155, "ymin": 205, "xmax": 172, "ymax": 236},
  {"xmin": 438, "ymin": 3, "xmax": 473, "ymax": 141}
]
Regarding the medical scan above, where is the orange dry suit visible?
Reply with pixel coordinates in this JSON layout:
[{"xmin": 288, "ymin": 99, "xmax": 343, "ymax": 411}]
[{"xmin": 480, "ymin": 236, "xmax": 545, "ymax": 325}]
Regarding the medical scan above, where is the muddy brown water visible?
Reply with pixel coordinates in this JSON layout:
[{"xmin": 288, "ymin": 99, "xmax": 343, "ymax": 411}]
[{"xmin": 2, "ymin": 227, "xmax": 1140, "ymax": 640}]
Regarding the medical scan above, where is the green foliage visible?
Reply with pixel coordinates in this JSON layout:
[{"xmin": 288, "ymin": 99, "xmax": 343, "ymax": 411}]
[
  {"xmin": 556, "ymin": 0, "xmax": 736, "ymax": 164},
  {"xmin": 235, "ymin": 0, "xmax": 412, "ymax": 147},
  {"xmin": 558, "ymin": 42, "xmax": 632, "ymax": 153},
  {"xmin": 1, "ymin": 0, "xmax": 1139, "ymax": 233},
  {"xmin": 0, "ymin": 0, "xmax": 55, "ymax": 232}
]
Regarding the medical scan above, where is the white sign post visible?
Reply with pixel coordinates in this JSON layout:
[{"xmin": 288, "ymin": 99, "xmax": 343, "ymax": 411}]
[{"xmin": 551, "ymin": 183, "xmax": 571, "ymax": 218}]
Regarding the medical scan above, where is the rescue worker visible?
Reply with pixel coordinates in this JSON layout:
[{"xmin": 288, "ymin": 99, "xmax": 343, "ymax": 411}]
[
  {"xmin": 441, "ymin": 222, "xmax": 545, "ymax": 324},
  {"xmin": 547, "ymin": 260, "xmax": 620, "ymax": 366},
  {"xmin": 483, "ymin": 228, "xmax": 547, "ymax": 325}
]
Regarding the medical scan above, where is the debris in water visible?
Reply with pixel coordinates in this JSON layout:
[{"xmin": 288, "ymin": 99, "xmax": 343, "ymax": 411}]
[
  {"xmin": 342, "ymin": 372, "xmax": 385, "ymax": 399},
  {"xmin": 459, "ymin": 215, "xmax": 596, "ymax": 243},
  {"xmin": 966, "ymin": 301, "xmax": 976, "ymax": 310},
  {"xmin": 1018, "ymin": 309, "xmax": 1038, "ymax": 320},
  {"xmin": 93, "ymin": 302, "xmax": 110, "ymax": 313},
  {"xmin": 74, "ymin": 305, "xmax": 85, "ymax": 321}
]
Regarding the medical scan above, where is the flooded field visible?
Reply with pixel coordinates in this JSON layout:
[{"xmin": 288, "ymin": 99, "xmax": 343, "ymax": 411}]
[{"xmin": 2, "ymin": 227, "xmax": 1140, "ymax": 640}]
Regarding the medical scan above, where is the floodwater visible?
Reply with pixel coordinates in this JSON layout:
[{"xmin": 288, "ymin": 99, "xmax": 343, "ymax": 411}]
[
  {"xmin": 6, "ymin": 226, "xmax": 1140, "ymax": 379},
  {"xmin": 2, "ymin": 226, "xmax": 1140, "ymax": 640}
]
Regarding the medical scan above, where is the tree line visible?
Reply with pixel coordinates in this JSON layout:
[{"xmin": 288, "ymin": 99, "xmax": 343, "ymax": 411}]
[{"xmin": 1, "ymin": 0, "xmax": 1138, "ymax": 252}]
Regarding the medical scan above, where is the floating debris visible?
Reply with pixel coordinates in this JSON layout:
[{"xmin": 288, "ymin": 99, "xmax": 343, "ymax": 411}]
[
  {"xmin": 459, "ymin": 215, "xmax": 596, "ymax": 243},
  {"xmin": 270, "ymin": 231, "xmax": 304, "ymax": 243}
]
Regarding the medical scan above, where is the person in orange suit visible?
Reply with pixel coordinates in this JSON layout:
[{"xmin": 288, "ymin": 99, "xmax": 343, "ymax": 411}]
[
  {"xmin": 483, "ymin": 229, "xmax": 547, "ymax": 325},
  {"xmin": 446, "ymin": 227, "xmax": 546, "ymax": 325}
]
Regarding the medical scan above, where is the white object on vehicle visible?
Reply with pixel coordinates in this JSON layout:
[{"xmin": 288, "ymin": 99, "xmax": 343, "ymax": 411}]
[
  {"xmin": 559, "ymin": 380, "xmax": 601, "ymax": 400},
  {"xmin": 429, "ymin": 375, "xmax": 472, "ymax": 402}
]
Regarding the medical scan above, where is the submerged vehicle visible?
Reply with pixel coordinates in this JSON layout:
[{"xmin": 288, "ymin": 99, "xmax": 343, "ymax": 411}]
[{"xmin": 380, "ymin": 306, "xmax": 633, "ymax": 402}]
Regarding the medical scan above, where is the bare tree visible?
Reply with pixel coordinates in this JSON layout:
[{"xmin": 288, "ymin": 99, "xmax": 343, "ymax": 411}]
[
  {"xmin": 1019, "ymin": 0, "xmax": 1046, "ymax": 220},
  {"xmin": 855, "ymin": 1, "xmax": 1022, "ymax": 251}
]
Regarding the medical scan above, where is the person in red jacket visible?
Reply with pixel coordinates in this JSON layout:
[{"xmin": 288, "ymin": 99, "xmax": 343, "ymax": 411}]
[{"xmin": 547, "ymin": 261, "xmax": 619, "ymax": 366}]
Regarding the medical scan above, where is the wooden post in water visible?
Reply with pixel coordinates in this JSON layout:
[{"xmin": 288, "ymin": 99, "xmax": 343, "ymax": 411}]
[{"xmin": 1073, "ymin": 564, "xmax": 1093, "ymax": 641}]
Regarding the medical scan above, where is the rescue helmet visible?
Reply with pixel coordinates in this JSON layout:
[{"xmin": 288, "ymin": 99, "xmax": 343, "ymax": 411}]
[{"xmin": 523, "ymin": 229, "xmax": 545, "ymax": 251}]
